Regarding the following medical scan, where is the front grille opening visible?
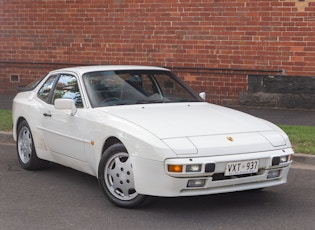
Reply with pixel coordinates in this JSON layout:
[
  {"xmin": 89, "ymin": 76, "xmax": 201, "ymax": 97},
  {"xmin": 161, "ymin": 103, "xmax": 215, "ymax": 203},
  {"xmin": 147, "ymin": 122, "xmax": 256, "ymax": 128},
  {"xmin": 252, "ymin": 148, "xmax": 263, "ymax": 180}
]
[{"xmin": 212, "ymin": 171, "xmax": 262, "ymax": 181}]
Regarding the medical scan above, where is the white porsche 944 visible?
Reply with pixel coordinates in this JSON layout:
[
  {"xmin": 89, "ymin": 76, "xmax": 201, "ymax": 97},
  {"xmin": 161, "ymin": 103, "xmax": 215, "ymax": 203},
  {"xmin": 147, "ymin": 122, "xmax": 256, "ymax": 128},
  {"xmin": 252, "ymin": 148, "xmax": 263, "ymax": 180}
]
[{"xmin": 13, "ymin": 65, "xmax": 293, "ymax": 208}]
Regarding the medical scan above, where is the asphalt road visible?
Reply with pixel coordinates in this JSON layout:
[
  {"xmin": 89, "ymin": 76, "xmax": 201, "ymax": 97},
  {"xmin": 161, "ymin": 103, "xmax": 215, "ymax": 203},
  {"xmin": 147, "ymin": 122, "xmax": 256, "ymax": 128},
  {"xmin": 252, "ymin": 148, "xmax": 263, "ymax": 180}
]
[{"xmin": 1, "ymin": 143, "xmax": 314, "ymax": 230}]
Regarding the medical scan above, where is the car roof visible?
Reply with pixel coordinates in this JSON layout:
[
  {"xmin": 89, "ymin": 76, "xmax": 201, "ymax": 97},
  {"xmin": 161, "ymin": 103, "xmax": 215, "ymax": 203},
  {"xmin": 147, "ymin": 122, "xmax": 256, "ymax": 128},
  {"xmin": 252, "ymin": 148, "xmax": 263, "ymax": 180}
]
[{"xmin": 49, "ymin": 65, "xmax": 170, "ymax": 76}]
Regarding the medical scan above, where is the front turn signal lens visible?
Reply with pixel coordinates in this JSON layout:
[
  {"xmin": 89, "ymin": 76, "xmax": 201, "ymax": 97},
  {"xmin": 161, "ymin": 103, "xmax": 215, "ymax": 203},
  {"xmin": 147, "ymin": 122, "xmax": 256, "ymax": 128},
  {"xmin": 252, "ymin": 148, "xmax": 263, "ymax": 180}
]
[{"xmin": 168, "ymin": 165, "xmax": 183, "ymax": 173}]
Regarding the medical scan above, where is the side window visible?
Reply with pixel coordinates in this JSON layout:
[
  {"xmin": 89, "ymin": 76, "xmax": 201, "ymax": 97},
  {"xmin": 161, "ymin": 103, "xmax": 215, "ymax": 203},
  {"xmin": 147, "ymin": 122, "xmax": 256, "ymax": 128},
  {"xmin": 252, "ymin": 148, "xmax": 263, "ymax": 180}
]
[
  {"xmin": 38, "ymin": 74, "xmax": 59, "ymax": 102},
  {"xmin": 52, "ymin": 74, "xmax": 83, "ymax": 108}
]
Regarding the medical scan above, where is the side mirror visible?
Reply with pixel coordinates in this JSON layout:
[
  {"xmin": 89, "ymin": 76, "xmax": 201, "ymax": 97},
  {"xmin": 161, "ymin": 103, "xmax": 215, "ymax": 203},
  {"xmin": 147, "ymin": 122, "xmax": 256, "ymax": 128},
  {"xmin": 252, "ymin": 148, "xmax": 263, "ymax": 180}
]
[
  {"xmin": 199, "ymin": 92, "xmax": 206, "ymax": 101},
  {"xmin": 54, "ymin": 98, "xmax": 77, "ymax": 116}
]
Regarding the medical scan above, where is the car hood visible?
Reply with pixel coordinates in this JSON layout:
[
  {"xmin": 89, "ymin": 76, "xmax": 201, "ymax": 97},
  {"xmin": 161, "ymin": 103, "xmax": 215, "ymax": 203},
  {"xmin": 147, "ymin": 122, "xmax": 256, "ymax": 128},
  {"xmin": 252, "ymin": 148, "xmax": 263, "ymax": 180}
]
[
  {"xmin": 103, "ymin": 103, "xmax": 272, "ymax": 137},
  {"xmin": 99, "ymin": 102, "xmax": 288, "ymax": 155}
]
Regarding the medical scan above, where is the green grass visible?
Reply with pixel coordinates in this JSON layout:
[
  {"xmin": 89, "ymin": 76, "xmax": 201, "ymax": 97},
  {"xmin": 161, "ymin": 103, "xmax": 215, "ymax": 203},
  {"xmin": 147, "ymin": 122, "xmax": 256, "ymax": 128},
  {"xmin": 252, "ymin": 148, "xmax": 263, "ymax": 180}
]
[
  {"xmin": 0, "ymin": 109, "xmax": 314, "ymax": 154},
  {"xmin": 0, "ymin": 110, "xmax": 13, "ymax": 131},
  {"xmin": 279, "ymin": 125, "xmax": 315, "ymax": 155}
]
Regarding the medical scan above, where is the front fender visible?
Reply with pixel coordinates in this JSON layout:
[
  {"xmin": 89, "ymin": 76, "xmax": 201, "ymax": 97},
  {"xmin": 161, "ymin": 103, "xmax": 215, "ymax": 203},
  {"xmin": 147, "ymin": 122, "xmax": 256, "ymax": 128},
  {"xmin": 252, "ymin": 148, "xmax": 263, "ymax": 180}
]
[{"xmin": 83, "ymin": 110, "xmax": 177, "ymax": 177}]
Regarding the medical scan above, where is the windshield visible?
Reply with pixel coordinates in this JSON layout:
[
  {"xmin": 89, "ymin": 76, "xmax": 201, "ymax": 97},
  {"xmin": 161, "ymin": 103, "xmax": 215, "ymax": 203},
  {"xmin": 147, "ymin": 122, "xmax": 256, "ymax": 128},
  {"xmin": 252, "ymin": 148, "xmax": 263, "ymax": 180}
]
[{"xmin": 83, "ymin": 70, "xmax": 200, "ymax": 107}]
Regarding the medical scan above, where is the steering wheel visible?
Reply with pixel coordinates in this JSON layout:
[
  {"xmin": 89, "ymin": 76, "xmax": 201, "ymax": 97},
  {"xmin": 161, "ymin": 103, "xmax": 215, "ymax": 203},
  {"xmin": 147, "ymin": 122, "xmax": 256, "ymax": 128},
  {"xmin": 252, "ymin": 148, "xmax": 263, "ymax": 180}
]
[{"xmin": 101, "ymin": 97, "xmax": 120, "ymax": 105}]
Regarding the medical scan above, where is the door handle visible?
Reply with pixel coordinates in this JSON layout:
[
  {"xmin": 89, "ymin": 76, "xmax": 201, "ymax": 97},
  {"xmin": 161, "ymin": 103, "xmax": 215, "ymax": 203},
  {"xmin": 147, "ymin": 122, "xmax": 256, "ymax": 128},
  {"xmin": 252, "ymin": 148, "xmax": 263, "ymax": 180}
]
[{"xmin": 43, "ymin": 112, "xmax": 52, "ymax": 117}]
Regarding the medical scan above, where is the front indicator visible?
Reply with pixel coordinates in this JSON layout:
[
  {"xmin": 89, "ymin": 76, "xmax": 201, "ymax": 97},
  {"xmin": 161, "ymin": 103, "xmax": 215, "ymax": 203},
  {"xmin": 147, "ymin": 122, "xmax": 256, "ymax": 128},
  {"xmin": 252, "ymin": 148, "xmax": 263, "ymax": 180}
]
[{"xmin": 168, "ymin": 165, "xmax": 183, "ymax": 173}]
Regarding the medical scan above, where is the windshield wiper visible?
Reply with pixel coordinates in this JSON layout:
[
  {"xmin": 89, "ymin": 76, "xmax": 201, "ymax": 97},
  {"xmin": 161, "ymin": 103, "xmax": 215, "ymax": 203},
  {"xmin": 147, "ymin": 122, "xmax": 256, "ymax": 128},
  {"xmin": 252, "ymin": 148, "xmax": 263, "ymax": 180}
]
[
  {"xmin": 134, "ymin": 99, "xmax": 166, "ymax": 104},
  {"xmin": 173, "ymin": 98, "xmax": 200, "ymax": 102},
  {"xmin": 107, "ymin": 99, "xmax": 164, "ymax": 106}
]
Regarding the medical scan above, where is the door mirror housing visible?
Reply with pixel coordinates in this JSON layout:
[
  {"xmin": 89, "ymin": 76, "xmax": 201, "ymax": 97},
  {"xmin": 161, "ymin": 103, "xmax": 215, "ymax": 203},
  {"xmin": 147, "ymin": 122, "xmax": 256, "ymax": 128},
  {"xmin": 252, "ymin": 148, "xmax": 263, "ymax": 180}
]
[
  {"xmin": 54, "ymin": 98, "xmax": 77, "ymax": 116},
  {"xmin": 199, "ymin": 92, "xmax": 206, "ymax": 101}
]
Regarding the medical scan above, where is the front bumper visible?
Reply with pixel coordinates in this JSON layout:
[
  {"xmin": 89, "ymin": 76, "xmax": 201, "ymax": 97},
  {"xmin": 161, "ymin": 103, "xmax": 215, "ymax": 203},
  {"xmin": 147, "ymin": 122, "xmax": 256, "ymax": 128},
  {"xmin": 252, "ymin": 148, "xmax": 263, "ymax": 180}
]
[{"xmin": 131, "ymin": 148, "xmax": 293, "ymax": 197}]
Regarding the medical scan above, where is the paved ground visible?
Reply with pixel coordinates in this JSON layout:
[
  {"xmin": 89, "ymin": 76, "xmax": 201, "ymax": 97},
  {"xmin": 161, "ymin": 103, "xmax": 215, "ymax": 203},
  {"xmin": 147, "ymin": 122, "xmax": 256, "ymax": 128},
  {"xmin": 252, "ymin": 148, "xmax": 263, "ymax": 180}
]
[{"xmin": 233, "ymin": 106, "xmax": 315, "ymax": 126}]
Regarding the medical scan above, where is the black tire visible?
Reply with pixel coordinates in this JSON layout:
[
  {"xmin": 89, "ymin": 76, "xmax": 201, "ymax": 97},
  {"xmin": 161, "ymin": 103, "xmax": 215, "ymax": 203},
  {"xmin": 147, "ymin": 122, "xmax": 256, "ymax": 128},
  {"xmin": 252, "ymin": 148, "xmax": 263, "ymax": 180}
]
[
  {"xmin": 16, "ymin": 120, "xmax": 49, "ymax": 170},
  {"xmin": 98, "ymin": 143, "xmax": 148, "ymax": 208}
]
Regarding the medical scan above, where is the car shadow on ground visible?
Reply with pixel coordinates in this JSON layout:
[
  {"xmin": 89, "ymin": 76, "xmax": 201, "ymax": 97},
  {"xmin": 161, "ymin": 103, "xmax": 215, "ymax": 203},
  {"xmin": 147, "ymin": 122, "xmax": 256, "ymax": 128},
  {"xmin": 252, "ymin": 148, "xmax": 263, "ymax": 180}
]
[{"xmin": 148, "ymin": 189, "xmax": 280, "ymax": 211}]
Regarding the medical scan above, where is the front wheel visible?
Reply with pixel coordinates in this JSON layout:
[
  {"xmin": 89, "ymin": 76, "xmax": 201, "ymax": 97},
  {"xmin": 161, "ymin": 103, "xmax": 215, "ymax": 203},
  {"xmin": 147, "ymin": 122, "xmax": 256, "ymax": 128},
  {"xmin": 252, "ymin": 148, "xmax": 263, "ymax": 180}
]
[{"xmin": 98, "ymin": 143, "xmax": 148, "ymax": 208}]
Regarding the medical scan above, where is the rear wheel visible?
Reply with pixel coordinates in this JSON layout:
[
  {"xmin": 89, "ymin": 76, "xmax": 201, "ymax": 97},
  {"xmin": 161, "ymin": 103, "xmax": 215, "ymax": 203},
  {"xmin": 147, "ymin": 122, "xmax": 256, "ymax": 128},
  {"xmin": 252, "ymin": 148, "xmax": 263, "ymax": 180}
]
[
  {"xmin": 98, "ymin": 143, "xmax": 148, "ymax": 208},
  {"xmin": 17, "ymin": 120, "xmax": 49, "ymax": 170}
]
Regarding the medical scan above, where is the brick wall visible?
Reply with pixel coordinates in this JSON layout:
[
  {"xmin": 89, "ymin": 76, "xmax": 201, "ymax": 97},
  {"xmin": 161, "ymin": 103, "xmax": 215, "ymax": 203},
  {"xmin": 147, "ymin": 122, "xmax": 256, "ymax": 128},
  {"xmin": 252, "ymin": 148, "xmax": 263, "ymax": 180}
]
[{"xmin": 1, "ymin": 0, "xmax": 315, "ymax": 106}]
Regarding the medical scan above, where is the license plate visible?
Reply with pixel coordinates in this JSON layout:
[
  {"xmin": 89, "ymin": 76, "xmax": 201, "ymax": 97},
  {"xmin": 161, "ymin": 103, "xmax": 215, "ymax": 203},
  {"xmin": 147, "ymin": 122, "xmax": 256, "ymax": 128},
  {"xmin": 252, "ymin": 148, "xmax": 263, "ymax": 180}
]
[{"xmin": 224, "ymin": 160, "xmax": 259, "ymax": 176}]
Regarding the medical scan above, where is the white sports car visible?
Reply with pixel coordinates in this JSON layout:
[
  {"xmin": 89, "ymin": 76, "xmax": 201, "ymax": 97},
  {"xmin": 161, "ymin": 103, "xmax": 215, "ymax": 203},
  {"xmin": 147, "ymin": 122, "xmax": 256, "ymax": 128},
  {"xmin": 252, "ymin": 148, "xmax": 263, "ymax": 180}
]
[{"xmin": 13, "ymin": 65, "xmax": 293, "ymax": 208}]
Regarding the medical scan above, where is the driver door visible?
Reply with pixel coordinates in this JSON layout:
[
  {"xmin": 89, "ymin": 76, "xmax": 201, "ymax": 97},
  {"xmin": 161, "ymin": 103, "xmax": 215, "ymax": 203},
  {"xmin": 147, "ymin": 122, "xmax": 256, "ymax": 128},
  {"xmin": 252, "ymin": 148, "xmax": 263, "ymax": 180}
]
[{"xmin": 41, "ymin": 73, "xmax": 87, "ymax": 162}]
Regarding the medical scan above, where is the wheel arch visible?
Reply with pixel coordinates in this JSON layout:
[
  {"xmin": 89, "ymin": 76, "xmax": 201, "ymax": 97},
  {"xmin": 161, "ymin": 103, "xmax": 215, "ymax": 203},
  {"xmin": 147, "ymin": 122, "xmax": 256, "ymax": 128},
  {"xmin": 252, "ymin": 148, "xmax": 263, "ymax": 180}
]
[
  {"xmin": 102, "ymin": 136, "xmax": 123, "ymax": 156},
  {"xmin": 14, "ymin": 116, "xmax": 27, "ymax": 140}
]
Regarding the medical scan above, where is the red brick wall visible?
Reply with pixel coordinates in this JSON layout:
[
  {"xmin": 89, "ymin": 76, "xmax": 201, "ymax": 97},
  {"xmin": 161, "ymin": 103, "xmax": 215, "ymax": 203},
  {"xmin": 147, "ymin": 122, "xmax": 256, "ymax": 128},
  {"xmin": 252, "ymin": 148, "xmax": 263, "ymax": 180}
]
[{"xmin": 1, "ymin": 0, "xmax": 315, "ymax": 105}]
